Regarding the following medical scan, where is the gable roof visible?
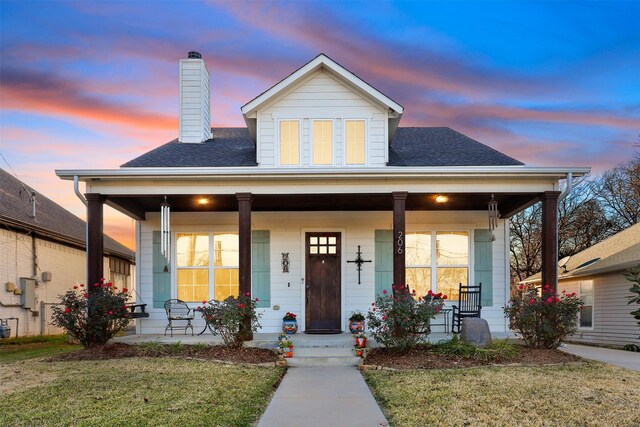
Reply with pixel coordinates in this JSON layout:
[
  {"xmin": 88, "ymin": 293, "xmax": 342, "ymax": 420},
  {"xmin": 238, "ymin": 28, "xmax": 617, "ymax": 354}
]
[
  {"xmin": 0, "ymin": 168, "xmax": 134, "ymax": 261},
  {"xmin": 521, "ymin": 222, "xmax": 640, "ymax": 283},
  {"xmin": 122, "ymin": 128, "xmax": 257, "ymax": 167},
  {"xmin": 388, "ymin": 127, "xmax": 523, "ymax": 166},
  {"xmin": 120, "ymin": 126, "xmax": 523, "ymax": 168},
  {"xmin": 241, "ymin": 53, "xmax": 404, "ymax": 116}
]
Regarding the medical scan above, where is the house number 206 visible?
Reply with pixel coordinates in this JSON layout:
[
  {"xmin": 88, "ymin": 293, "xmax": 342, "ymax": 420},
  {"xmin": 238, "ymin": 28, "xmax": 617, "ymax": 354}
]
[{"xmin": 396, "ymin": 231, "xmax": 404, "ymax": 254}]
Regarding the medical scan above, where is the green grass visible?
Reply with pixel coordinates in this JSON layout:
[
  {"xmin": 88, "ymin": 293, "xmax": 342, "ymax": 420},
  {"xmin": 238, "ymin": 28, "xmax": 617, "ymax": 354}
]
[
  {"xmin": 431, "ymin": 336, "xmax": 520, "ymax": 362},
  {"xmin": 0, "ymin": 335, "xmax": 81, "ymax": 362},
  {"xmin": 364, "ymin": 362, "xmax": 640, "ymax": 426},
  {"xmin": 0, "ymin": 357, "xmax": 285, "ymax": 427}
]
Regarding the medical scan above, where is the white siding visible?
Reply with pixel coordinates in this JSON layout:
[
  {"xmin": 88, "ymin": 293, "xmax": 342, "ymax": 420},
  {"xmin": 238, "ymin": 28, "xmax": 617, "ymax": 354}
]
[
  {"xmin": 179, "ymin": 58, "xmax": 211, "ymax": 143},
  {"xmin": 257, "ymin": 69, "xmax": 388, "ymax": 168},
  {"xmin": 560, "ymin": 273, "xmax": 639, "ymax": 347},
  {"xmin": 137, "ymin": 211, "xmax": 510, "ymax": 334},
  {"xmin": 0, "ymin": 228, "xmax": 134, "ymax": 337}
]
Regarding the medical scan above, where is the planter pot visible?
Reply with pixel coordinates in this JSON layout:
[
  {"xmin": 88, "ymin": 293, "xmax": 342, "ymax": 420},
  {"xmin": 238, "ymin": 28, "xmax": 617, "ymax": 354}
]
[
  {"xmin": 282, "ymin": 320, "xmax": 298, "ymax": 334},
  {"xmin": 354, "ymin": 348, "xmax": 364, "ymax": 357},
  {"xmin": 355, "ymin": 337, "xmax": 367, "ymax": 348},
  {"xmin": 348, "ymin": 320, "xmax": 365, "ymax": 334},
  {"xmin": 283, "ymin": 347, "xmax": 294, "ymax": 358}
]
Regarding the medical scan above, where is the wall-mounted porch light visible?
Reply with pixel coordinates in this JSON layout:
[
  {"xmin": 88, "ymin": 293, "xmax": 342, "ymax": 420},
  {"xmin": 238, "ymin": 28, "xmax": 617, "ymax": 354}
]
[
  {"xmin": 197, "ymin": 197, "xmax": 210, "ymax": 205},
  {"xmin": 435, "ymin": 195, "xmax": 449, "ymax": 203}
]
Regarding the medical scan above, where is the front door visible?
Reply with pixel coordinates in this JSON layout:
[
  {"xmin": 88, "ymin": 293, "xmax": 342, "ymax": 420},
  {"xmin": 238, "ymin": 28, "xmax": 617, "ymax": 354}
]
[{"xmin": 305, "ymin": 232, "xmax": 341, "ymax": 333}]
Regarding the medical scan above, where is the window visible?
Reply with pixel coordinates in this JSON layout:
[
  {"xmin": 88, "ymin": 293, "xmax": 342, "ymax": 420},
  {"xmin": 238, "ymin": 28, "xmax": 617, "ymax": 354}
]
[
  {"xmin": 345, "ymin": 120, "xmax": 365, "ymax": 165},
  {"xmin": 175, "ymin": 232, "xmax": 239, "ymax": 302},
  {"xmin": 313, "ymin": 120, "xmax": 333, "ymax": 165},
  {"xmin": 405, "ymin": 231, "xmax": 469, "ymax": 301},
  {"xmin": 279, "ymin": 120, "xmax": 300, "ymax": 165},
  {"xmin": 579, "ymin": 280, "xmax": 594, "ymax": 328}
]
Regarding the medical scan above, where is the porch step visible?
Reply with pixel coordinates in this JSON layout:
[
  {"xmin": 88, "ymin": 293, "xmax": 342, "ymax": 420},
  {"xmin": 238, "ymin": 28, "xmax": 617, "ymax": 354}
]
[
  {"xmin": 293, "ymin": 347, "xmax": 355, "ymax": 357},
  {"xmin": 287, "ymin": 356, "xmax": 362, "ymax": 367}
]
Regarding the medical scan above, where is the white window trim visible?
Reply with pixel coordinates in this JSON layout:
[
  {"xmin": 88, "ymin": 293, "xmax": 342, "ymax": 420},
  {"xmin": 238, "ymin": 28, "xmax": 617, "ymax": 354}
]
[
  {"xmin": 310, "ymin": 118, "xmax": 336, "ymax": 167},
  {"xmin": 405, "ymin": 229, "xmax": 472, "ymax": 301},
  {"xmin": 578, "ymin": 280, "xmax": 595, "ymax": 330},
  {"xmin": 173, "ymin": 231, "xmax": 240, "ymax": 303},
  {"xmin": 342, "ymin": 118, "xmax": 368, "ymax": 167},
  {"xmin": 276, "ymin": 119, "xmax": 302, "ymax": 167}
]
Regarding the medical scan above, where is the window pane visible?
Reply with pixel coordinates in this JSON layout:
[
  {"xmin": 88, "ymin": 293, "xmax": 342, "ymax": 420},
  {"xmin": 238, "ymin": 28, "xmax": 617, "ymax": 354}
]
[
  {"xmin": 310, "ymin": 237, "xmax": 318, "ymax": 245},
  {"xmin": 345, "ymin": 120, "xmax": 365, "ymax": 165},
  {"xmin": 328, "ymin": 237, "xmax": 336, "ymax": 244},
  {"xmin": 328, "ymin": 246, "xmax": 336, "ymax": 254},
  {"xmin": 436, "ymin": 267, "xmax": 468, "ymax": 301},
  {"xmin": 213, "ymin": 234, "xmax": 239, "ymax": 267},
  {"xmin": 313, "ymin": 120, "xmax": 333, "ymax": 165},
  {"xmin": 406, "ymin": 233, "xmax": 431, "ymax": 266},
  {"xmin": 319, "ymin": 246, "xmax": 328, "ymax": 254},
  {"xmin": 214, "ymin": 268, "xmax": 239, "ymax": 301},
  {"xmin": 177, "ymin": 269, "xmax": 209, "ymax": 302},
  {"xmin": 436, "ymin": 232, "xmax": 469, "ymax": 265},
  {"xmin": 280, "ymin": 121, "xmax": 299, "ymax": 165},
  {"xmin": 406, "ymin": 267, "xmax": 431, "ymax": 300},
  {"xmin": 176, "ymin": 233, "xmax": 209, "ymax": 267},
  {"xmin": 580, "ymin": 306, "xmax": 593, "ymax": 328},
  {"xmin": 310, "ymin": 246, "xmax": 318, "ymax": 254}
]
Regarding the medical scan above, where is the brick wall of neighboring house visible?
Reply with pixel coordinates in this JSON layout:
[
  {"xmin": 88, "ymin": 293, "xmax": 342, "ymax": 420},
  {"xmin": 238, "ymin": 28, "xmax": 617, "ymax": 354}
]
[{"xmin": 0, "ymin": 227, "xmax": 134, "ymax": 337}]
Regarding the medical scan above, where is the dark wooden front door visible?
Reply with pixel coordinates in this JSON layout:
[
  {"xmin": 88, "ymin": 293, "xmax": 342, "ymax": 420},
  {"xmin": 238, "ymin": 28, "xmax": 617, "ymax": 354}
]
[{"xmin": 305, "ymin": 232, "xmax": 341, "ymax": 333}]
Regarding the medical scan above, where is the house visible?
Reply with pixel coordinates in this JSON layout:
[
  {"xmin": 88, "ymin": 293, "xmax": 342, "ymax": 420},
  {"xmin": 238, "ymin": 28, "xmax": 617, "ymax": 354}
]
[
  {"xmin": 522, "ymin": 223, "xmax": 640, "ymax": 347},
  {"xmin": 56, "ymin": 52, "xmax": 589, "ymax": 336},
  {"xmin": 0, "ymin": 168, "xmax": 135, "ymax": 337}
]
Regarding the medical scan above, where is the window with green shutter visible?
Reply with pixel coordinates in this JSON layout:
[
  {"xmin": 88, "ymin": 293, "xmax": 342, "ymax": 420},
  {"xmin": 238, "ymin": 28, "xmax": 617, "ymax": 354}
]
[{"xmin": 252, "ymin": 230, "xmax": 271, "ymax": 308}]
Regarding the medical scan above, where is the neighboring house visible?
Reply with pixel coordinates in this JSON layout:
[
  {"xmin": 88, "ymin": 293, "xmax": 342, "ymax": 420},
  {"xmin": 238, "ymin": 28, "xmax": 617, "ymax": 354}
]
[
  {"xmin": 0, "ymin": 168, "xmax": 135, "ymax": 337},
  {"xmin": 56, "ymin": 52, "xmax": 589, "ymax": 335},
  {"xmin": 522, "ymin": 223, "xmax": 640, "ymax": 347}
]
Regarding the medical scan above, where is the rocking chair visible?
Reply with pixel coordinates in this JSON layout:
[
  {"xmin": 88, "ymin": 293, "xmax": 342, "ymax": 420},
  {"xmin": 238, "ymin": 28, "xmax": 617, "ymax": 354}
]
[
  {"xmin": 164, "ymin": 299, "xmax": 194, "ymax": 337},
  {"xmin": 451, "ymin": 283, "xmax": 482, "ymax": 334}
]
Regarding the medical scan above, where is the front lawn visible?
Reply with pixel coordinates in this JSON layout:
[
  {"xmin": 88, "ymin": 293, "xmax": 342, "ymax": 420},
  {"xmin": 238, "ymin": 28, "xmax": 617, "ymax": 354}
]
[
  {"xmin": 364, "ymin": 363, "xmax": 640, "ymax": 426},
  {"xmin": 0, "ymin": 357, "xmax": 285, "ymax": 426},
  {"xmin": 0, "ymin": 334, "xmax": 81, "ymax": 362}
]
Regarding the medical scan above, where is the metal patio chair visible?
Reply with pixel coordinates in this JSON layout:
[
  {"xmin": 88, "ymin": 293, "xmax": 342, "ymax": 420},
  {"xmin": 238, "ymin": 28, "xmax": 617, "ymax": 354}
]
[
  {"xmin": 164, "ymin": 299, "xmax": 194, "ymax": 337},
  {"xmin": 451, "ymin": 283, "xmax": 482, "ymax": 334}
]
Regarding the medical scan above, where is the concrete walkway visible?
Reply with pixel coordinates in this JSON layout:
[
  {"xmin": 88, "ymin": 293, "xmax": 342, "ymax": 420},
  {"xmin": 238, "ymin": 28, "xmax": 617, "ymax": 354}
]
[
  {"xmin": 258, "ymin": 366, "xmax": 388, "ymax": 427},
  {"xmin": 560, "ymin": 343, "xmax": 640, "ymax": 371}
]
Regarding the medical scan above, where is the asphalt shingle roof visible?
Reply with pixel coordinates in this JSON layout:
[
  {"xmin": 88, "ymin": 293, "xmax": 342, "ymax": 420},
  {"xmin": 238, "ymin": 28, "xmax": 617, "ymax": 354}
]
[
  {"xmin": 122, "ymin": 128, "xmax": 257, "ymax": 167},
  {"xmin": 121, "ymin": 127, "xmax": 523, "ymax": 168},
  {"xmin": 0, "ymin": 168, "xmax": 134, "ymax": 261},
  {"xmin": 388, "ymin": 127, "xmax": 523, "ymax": 166}
]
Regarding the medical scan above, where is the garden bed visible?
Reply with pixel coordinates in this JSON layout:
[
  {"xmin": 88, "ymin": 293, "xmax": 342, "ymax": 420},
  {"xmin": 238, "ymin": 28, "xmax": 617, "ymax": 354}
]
[
  {"xmin": 50, "ymin": 342, "xmax": 279, "ymax": 364},
  {"xmin": 364, "ymin": 345, "xmax": 582, "ymax": 370}
]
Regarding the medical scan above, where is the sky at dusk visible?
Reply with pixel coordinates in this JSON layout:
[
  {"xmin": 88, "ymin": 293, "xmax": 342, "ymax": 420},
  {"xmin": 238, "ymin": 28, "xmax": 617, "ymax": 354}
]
[{"xmin": 1, "ymin": 0, "xmax": 638, "ymax": 250}]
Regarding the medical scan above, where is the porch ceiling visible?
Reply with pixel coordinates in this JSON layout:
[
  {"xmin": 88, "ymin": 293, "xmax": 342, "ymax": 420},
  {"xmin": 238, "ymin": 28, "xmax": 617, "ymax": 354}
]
[{"xmin": 105, "ymin": 192, "xmax": 539, "ymax": 220}]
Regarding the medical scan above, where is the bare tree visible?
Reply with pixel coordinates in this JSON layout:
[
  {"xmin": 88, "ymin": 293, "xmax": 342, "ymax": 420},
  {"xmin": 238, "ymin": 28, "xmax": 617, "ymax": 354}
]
[{"xmin": 591, "ymin": 155, "xmax": 640, "ymax": 232}]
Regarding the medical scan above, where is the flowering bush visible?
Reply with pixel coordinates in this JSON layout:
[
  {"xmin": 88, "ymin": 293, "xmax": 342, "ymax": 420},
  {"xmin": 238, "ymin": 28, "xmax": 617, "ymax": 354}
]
[
  {"xmin": 196, "ymin": 293, "xmax": 261, "ymax": 347},
  {"xmin": 282, "ymin": 312, "xmax": 297, "ymax": 321},
  {"xmin": 366, "ymin": 285, "xmax": 445, "ymax": 352},
  {"xmin": 504, "ymin": 284, "xmax": 583, "ymax": 349},
  {"xmin": 51, "ymin": 279, "xmax": 131, "ymax": 348}
]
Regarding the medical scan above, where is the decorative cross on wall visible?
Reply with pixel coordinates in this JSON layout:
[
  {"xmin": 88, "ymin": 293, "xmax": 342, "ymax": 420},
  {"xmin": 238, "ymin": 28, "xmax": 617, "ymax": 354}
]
[{"xmin": 347, "ymin": 245, "xmax": 372, "ymax": 285}]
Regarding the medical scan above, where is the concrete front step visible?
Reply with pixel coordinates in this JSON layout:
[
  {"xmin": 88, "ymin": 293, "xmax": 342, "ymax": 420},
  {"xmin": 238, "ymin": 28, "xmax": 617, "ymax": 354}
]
[
  {"xmin": 294, "ymin": 347, "xmax": 356, "ymax": 357},
  {"xmin": 287, "ymin": 356, "xmax": 362, "ymax": 367}
]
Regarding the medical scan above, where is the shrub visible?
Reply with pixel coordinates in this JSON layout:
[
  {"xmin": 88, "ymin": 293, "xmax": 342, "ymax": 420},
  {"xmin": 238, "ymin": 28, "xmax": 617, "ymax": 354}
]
[
  {"xmin": 504, "ymin": 284, "xmax": 583, "ymax": 349},
  {"xmin": 432, "ymin": 335, "xmax": 520, "ymax": 362},
  {"xmin": 196, "ymin": 293, "xmax": 261, "ymax": 347},
  {"xmin": 349, "ymin": 311, "xmax": 365, "ymax": 322},
  {"xmin": 367, "ymin": 285, "xmax": 445, "ymax": 352},
  {"xmin": 282, "ymin": 312, "xmax": 297, "ymax": 321},
  {"xmin": 51, "ymin": 280, "xmax": 131, "ymax": 348},
  {"xmin": 624, "ymin": 265, "xmax": 640, "ymax": 338}
]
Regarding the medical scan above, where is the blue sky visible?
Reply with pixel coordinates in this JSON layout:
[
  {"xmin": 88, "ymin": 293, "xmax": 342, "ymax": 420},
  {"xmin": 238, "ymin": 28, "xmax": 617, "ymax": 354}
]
[{"xmin": 1, "ymin": 0, "xmax": 638, "ymax": 248}]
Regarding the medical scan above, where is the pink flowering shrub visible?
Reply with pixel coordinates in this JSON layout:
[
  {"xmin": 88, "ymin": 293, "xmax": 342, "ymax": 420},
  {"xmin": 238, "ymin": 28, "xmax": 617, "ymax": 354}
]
[
  {"xmin": 504, "ymin": 284, "xmax": 583, "ymax": 349},
  {"xmin": 51, "ymin": 279, "xmax": 131, "ymax": 348},
  {"xmin": 196, "ymin": 293, "xmax": 261, "ymax": 347},
  {"xmin": 367, "ymin": 285, "xmax": 445, "ymax": 352}
]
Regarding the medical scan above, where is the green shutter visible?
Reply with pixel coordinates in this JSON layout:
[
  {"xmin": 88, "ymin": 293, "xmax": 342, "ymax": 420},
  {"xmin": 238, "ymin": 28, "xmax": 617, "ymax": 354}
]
[
  {"xmin": 152, "ymin": 231, "xmax": 171, "ymax": 308},
  {"xmin": 375, "ymin": 230, "xmax": 393, "ymax": 296},
  {"xmin": 252, "ymin": 230, "xmax": 270, "ymax": 308},
  {"xmin": 474, "ymin": 229, "xmax": 493, "ymax": 307}
]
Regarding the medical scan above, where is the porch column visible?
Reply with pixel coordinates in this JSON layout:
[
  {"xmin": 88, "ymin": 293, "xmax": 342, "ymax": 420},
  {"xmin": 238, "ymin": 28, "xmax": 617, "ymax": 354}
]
[
  {"xmin": 541, "ymin": 191, "xmax": 560, "ymax": 293},
  {"xmin": 86, "ymin": 193, "xmax": 105, "ymax": 291},
  {"xmin": 237, "ymin": 192, "xmax": 253, "ymax": 341},
  {"xmin": 392, "ymin": 191, "xmax": 408, "ymax": 292}
]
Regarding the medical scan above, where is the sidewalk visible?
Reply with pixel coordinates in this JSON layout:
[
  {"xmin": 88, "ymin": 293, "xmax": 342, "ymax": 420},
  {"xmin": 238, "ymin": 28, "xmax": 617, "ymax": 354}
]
[
  {"xmin": 560, "ymin": 343, "xmax": 640, "ymax": 371},
  {"xmin": 257, "ymin": 366, "xmax": 388, "ymax": 427}
]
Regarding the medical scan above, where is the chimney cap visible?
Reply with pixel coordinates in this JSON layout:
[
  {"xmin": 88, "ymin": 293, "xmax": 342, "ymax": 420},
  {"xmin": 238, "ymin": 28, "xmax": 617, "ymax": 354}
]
[{"xmin": 188, "ymin": 51, "xmax": 202, "ymax": 59}]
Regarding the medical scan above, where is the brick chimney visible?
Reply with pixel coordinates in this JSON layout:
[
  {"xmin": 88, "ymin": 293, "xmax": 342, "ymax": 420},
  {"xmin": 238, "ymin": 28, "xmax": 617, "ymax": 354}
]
[{"xmin": 179, "ymin": 51, "xmax": 212, "ymax": 143}]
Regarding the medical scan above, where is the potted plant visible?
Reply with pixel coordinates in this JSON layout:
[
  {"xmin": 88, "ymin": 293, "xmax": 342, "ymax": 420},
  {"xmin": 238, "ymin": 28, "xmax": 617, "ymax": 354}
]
[
  {"xmin": 354, "ymin": 332, "xmax": 367, "ymax": 348},
  {"xmin": 354, "ymin": 346, "xmax": 364, "ymax": 357},
  {"xmin": 282, "ymin": 312, "xmax": 298, "ymax": 334},
  {"xmin": 348, "ymin": 311, "xmax": 365, "ymax": 334},
  {"xmin": 278, "ymin": 336, "xmax": 294, "ymax": 358}
]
